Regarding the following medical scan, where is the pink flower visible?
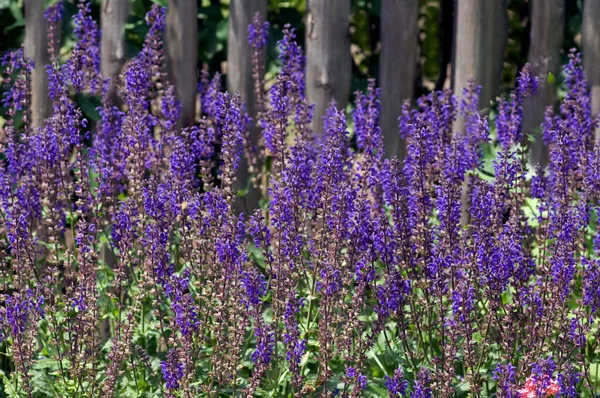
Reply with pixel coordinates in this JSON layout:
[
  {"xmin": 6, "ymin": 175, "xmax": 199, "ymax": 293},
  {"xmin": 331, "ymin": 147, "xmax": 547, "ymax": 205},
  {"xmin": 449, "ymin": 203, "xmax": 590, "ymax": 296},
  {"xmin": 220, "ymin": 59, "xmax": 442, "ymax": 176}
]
[
  {"xmin": 546, "ymin": 379, "xmax": 559, "ymax": 395},
  {"xmin": 517, "ymin": 376, "xmax": 560, "ymax": 397}
]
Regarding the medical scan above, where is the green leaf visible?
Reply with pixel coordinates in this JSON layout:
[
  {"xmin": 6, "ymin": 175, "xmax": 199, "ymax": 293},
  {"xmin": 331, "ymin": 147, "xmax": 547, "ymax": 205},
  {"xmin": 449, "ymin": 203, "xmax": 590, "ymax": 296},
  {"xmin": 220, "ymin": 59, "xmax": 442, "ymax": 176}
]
[
  {"xmin": 30, "ymin": 367, "xmax": 57, "ymax": 397},
  {"xmin": 121, "ymin": 385, "xmax": 141, "ymax": 398},
  {"xmin": 77, "ymin": 95, "xmax": 101, "ymax": 122},
  {"xmin": 32, "ymin": 357, "xmax": 61, "ymax": 371},
  {"xmin": 4, "ymin": 19, "xmax": 24, "ymax": 32},
  {"xmin": 8, "ymin": 2, "xmax": 23, "ymax": 24},
  {"xmin": 277, "ymin": 367, "xmax": 290, "ymax": 386},
  {"xmin": 0, "ymin": 371, "xmax": 24, "ymax": 398},
  {"xmin": 455, "ymin": 380, "xmax": 471, "ymax": 397}
]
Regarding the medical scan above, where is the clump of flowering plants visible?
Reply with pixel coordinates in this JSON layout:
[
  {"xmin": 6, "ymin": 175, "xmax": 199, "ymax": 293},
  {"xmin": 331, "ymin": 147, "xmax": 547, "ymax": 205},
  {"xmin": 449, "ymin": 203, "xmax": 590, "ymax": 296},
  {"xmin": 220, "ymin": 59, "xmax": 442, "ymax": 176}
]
[{"xmin": 0, "ymin": 2, "xmax": 599, "ymax": 397}]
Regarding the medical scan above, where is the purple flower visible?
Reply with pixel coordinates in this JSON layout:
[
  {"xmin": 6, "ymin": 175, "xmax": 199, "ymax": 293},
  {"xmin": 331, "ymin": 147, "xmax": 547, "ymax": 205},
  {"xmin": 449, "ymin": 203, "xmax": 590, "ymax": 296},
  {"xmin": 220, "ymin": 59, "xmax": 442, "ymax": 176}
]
[
  {"xmin": 123, "ymin": 57, "xmax": 151, "ymax": 110},
  {"xmin": 385, "ymin": 368, "xmax": 409, "ymax": 397},
  {"xmin": 411, "ymin": 368, "xmax": 432, "ymax": 398},
  {"xmin": 142, "ymin": 4, "xmax": 167, "ymax": 74},
  {"xmin": 460, "ymin": 79, "xmax": 482, "ymax": 115},
  {"xmin": 5, "ymin": 295, "xmax": 30, "ymax": 336},
  {"xmin": 261, "ymin": 76, "xmax": 291, "ymax": 160},
  {"xmin": 375, "ymin": 273, "xmax": 410, "ymax": 318},
  {"xmin": 216, "ymin": 92, "xmax": 247, "ymax": 186},
  {"xmin": 557, "ymin": 365, "xmax": 580, "ymax": 398},
  {"xmin": 567, "ymin": 317, "xmax": 586, "ymax": 347},
  {"xmin": 583, "ymin": 256, "xmax": 600, "ymax": 314},
  {"xmin": 1, "ymin": 48, "xmax": 33, "ymax": 110},
  {"xmin": 530, "ymin": 357, "xmax": 557, "ymax": 396},
  {"xmin": 5, "ymin": 290, "xmax": 44, "ymax": 337},
  {"xmin": 161, "ymin": 85, "xmax": 182, "ymax": 132},
  {"xmin": 314, "ymin": 104, "xmax": 350, "ymax": 200},
  {"xmin": 161, "ymin": 349, "xmax": 184, "ymax": 390},
  {"xmin": 346, "ymin": 366, "xmax": 368, "ymax": 390},
  {"xmin": 515, "ymin": 63, "xmax": 538, "ymax": 102},
  {"xmin": 493, "ymin": 363, "xmax": 517, "ymax": 398},
  {"xmin": 354, "ymin": 79, "xmax": 383, "ymax": 158},
  {"xmin": 278, "ymin": 25, "xmax": 306, "ymax": 99},
  {"xmin": 251, "ymin": 323, "xmax": 275, "ymax": 365},
  {"xmin": 452, "ymin": 276, "xmax": 475, "ymax": 324},
  {"xmin": 496, "ymin": 63, "xmax": 538, "ymax": 148},
  {"xmin": 172, "ymin": 292, "xmax": 200, "ymax": 337},
  {"xmin": 201, "ymin": 72, "xmax": 222, "ymax": 118},
  {"xmin": 241, "ymin": 269, "xmax": 267, "ymax": 308},
  {"xmin": 44, "ymin": 2, "xmax": 63, "ymax": 58},
  {"xmin": 43, "ymin": 1, "xmax": 63, "ymax": 24},
  {"xmin": 317, "ymin": 265, "xmax": 342, "ymax": 296},
  {"xmin": 68, "ymin": 1, "xmax": 101, "ymax": 94},
  {"xmin": 283, "ymin": 295, "xmax": 306, "ymax": 387},
  {"xmin": 248, "ymin": 12, "xmax": 269, "ymax": 49}
]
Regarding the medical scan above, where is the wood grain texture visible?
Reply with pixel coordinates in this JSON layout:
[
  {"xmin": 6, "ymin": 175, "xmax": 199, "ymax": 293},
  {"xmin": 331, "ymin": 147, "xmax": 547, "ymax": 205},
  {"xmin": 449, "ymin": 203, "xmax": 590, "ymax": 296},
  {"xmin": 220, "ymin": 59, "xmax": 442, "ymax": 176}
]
[
  {"xmin": 166, "ymin": 0, "xmax": 198, "ymax": 128},
  {"xmin": 453, "ymin": 0, "xmax": 508, "ymax": 133},
  {"xmin": 583, "ymin": 0, "xmax": 600, "ymax": 140},
  {"xmin": 379, "ymin": 0, "xmax": 418, "ymax": 159},
  {"xmin": 227, "ymin": 0, "xmax": 266, "ymax": 119},
  {"xmin": 101, "ymin": 0, "xmax": 130, "ymax": 102},
  {"xmin": 227, "ymin": 0, "xmax": 267, "ymax": 214},
  {"xmin": 524, "ymin": 0, "xmax": 564, "ymax": 165},
  {"xmin": 24, "ymin": 0, "xmax": 52, "ymax": 128},
  {"xmin": 306, "ymin": 0, "xmax": 351, "ymax": 137}
]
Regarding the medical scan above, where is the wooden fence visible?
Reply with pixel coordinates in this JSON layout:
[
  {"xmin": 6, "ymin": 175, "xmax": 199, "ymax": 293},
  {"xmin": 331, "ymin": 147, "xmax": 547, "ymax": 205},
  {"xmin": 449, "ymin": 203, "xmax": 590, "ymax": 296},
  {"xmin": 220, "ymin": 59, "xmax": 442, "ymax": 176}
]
[{"xmin": 21, "ymin": 0, "xmax": 600, "ymax": 164}]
